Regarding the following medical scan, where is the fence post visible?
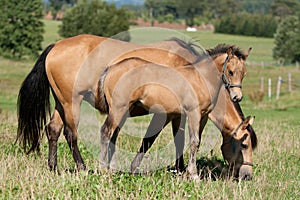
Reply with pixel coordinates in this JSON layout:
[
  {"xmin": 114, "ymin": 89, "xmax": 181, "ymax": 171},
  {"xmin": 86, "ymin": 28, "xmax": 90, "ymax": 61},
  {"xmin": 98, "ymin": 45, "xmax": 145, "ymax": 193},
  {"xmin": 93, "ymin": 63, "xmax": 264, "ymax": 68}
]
[
  {"xmin": 288, "ymin": 73, "xmax": 292, "ymax": 92},
  {"xmin": 268, "ymin": 78, "xmax": 271, "ymax": 101},
  {"xmin": 276, "ymin": 76, "xmax": 282, "ymax": 100},
  {"xmin": 261, "ymin": 77, "xmax": 264, "ymax": 92},
  {"xmin": 296, "ymin": 61, "xmax": 299, "ymax": 71}
]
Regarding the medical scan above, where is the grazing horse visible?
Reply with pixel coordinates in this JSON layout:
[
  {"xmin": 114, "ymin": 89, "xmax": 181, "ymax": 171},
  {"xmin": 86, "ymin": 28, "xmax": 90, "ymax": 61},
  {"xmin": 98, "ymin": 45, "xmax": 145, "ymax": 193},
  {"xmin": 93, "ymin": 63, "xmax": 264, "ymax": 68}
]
[
  {"xmin": 97, "ymin": 48, "xmax": 248, "ymax": 181},
  {"xmin": 16, "ymin": 34, "xmax": 250, "ymax": 175},
  {"xmin": 129, "ymin": 85, "xmax": 257, "ymax": 180}
]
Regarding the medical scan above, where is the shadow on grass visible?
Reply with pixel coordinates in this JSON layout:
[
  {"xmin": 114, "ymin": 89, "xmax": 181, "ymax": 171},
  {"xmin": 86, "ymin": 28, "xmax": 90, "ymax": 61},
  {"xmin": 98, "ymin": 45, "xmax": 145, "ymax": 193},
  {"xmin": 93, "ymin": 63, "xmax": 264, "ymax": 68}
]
[
  {"xmin": 196, "ymin": 156, "xmax": 229, "ymax": 181},
  {"xmin": 166, "ymin": 156, "xmax": 230, "ymax": 181},
  {"xmin": 60, "ymin": 155, "xmax": 230, "ymax": 181}
]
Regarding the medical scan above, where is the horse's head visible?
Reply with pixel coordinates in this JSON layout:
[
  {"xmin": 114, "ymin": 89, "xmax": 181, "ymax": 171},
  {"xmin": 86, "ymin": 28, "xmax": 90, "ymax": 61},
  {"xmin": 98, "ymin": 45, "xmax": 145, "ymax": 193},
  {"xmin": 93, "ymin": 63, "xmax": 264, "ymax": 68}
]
[
  {"xmin": 211, "ymin": 45, "xmax": 251, "ymax": 102},
  {"xmin": 221, "ymin": 116, "xmax": 255, "ymax": 180}
]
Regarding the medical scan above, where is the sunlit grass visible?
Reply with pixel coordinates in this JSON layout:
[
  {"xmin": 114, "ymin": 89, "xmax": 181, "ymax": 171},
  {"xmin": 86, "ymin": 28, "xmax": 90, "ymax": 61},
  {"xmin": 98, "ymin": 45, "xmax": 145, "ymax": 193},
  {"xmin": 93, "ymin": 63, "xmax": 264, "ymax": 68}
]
[{"xmin": 0, "ymin": 20, "xmax": 299, "ymax": 199}]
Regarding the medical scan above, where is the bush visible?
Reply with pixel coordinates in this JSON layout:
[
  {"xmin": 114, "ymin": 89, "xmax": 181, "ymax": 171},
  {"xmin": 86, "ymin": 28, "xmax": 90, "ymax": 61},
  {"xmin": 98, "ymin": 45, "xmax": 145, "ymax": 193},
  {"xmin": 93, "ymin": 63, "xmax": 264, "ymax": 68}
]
[
  {"xmin": 0, "ymin": 0, "xmax": 44, "ymax": 59},
  {"xmin": 215, "ymin": 13, "xmax": 277, "ymax": 38},
  {"xmin": 58, "ymin": 1, "xmax": 130, "ymax": 41},
  {"xmin": 273, "ymin": 15, "xmax": 300, "ymax": 64}
]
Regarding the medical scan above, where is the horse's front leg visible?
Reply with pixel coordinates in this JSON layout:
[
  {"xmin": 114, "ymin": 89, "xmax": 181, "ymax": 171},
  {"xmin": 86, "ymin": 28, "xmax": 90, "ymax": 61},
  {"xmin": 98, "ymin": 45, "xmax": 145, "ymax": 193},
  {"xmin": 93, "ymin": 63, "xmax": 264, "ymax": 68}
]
[
  {"xmin": 186, "ymin": 110, "xmax": 201, "ymax": 181},
  {"xmin": 171, "ymin": 114, "xmax": 187, "ymax": 173},
  {"xmin": 130, "ymin": 113, "xmax": 171, "ymax": 174},
  {"xmin": 62, "ymin": 102, "xmax": 86, "ymax": 171}
]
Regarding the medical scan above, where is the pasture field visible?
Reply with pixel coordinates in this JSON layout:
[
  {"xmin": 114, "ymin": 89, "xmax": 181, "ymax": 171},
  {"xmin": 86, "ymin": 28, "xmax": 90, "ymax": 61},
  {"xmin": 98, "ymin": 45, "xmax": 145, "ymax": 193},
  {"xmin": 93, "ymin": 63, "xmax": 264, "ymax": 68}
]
[{"xmin": 0, "ymin": 20, "xmax": 299, "ymax": 199}]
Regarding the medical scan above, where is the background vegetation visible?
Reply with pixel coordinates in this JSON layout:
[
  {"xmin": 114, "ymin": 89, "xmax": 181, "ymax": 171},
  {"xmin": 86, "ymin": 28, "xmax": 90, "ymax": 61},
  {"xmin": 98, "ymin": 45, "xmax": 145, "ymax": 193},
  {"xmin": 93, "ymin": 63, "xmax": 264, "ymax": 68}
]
[
  {"xmin": 0, "ymin": 20, "xmax": 299, "ymax": 199},
  {"xmin": 0, "ymin": 0, "xmax": 44, "ymax": 59},
  {"xmin": 1, "ymin": 0, "xmax": 300, "ymax": 62},
  {"xmin": 58, "ymin": 0, "xmax": 130, "ymax": 41}
]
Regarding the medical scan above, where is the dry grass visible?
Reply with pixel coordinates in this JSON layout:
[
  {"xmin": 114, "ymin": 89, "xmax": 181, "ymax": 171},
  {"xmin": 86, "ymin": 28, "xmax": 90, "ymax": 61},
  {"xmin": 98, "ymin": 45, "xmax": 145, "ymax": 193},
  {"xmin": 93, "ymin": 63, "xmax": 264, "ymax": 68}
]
[
  {"xmin": 0, "ymin": 21, "xmax": 299, "ymax": 199},
  {"xmin": 1, "ymin": 101, "xmax": 299, "ymax": 199}
]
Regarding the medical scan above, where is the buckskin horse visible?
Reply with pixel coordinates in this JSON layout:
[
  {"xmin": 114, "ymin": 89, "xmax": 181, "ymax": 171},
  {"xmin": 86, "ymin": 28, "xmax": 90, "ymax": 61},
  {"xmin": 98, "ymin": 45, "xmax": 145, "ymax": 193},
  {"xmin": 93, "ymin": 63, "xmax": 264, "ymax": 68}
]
[
  {"xmin": 16, "ymin": 34, "xmax": 253, "ymax": 180},
  {"xmin": 97, "ymin": 45, "xmax": 251, "ymax": 181}
]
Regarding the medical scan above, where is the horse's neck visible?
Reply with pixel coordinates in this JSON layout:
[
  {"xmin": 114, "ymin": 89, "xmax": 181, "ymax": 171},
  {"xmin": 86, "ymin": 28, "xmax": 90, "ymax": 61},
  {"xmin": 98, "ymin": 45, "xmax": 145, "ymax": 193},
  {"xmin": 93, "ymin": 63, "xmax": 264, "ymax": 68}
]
[
  {"xmin": 208, "ymin": 87, "xmax": 242, "ymax": 139},
  {"xmin": 194, "ymin": 55, "xmax": 226, "ymax": 108}
]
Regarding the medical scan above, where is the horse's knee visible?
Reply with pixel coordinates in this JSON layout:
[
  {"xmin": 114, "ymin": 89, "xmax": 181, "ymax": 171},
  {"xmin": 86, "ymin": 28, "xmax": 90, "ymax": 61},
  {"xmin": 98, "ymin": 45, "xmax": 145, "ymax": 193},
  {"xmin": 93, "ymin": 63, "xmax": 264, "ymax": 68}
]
[{"xmin": 63, "ymin": 126, "xmax": 78, "ymax": 145}]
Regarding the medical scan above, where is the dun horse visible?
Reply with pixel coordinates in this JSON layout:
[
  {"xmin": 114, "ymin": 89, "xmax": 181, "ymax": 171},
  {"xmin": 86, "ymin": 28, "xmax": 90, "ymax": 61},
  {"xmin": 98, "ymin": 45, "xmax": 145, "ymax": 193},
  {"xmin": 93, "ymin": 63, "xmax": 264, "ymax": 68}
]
[
  {"xmin": 97, "ymin": 48, "xmax": 250, "ymax": 181},
  {"xmin": 128, "ymin": 84, "xmax": 257, "ymax": 180},
  {"xmin": 16, "ymin": 34, "xmax": 252, "ymax": 180}
]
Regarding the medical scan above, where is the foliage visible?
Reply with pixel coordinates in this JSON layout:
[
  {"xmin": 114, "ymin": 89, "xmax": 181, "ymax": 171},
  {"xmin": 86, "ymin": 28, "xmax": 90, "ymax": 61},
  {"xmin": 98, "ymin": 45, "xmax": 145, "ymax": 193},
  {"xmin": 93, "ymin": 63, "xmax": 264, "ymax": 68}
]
[
  {"xmin": 270, "ymin": 0, "xmax": 300, "ymax": 18},
  {"xmin": 273, "ymin": 15, "xmax": 300, "ymax": 63},
  {"xmin": 237, "ymin": 0, "xmax": 273, "ymax": 14},
  {"xmin": 144, "ymin": 0, "xmax": 240, "ymax": 26},
  {"xmin": 0, "ymin": 0, "xmax": 44, "ymax": 59},
  {"xmin": 215, "ymin": 13, "xmax": 277, "ymax": 38},
  {"xmin": 58, "ymin": 0, "xmax": 130, "ymax": 41},
  {"xmin": 1, "ymin": 20, "xmax": 300, "ymax": 199}
]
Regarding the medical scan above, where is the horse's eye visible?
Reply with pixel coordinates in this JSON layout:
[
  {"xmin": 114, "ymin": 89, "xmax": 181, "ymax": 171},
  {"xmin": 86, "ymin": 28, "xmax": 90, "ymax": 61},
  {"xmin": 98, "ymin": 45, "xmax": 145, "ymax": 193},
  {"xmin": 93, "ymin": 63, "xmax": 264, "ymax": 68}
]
[
  {"xmin": 229, "ymin": 70, "xmax": 234, "ymax": 76},
  {"xmin": 241, "ymin": 143, "xmax": 248, "ymax": 149}
]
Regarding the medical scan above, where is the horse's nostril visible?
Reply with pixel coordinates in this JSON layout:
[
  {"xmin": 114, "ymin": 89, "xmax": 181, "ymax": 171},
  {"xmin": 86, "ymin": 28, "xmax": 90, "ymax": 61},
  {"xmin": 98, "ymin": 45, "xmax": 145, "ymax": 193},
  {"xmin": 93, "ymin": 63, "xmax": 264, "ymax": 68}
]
[
  {"xmin": 232, "ymin": 95, "xmax": 243, "ymax": 103},
  {"xmin": 232, "ymin": 96, "xmax": 238, "ymax": 102},
  {"xmin": 242, "ymin": 174, "xmax": 252, "ymax": 181}
]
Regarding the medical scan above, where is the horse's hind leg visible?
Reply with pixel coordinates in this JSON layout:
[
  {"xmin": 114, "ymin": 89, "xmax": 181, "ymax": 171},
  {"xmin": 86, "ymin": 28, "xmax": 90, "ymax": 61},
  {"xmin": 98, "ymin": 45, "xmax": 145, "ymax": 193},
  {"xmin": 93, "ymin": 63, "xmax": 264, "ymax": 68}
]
[
  {"xmin": 47, "ymin": 109, "xmax": 63, "ymax": 171},
  {"xmin": 171, "ymin": 115, "xmax": 186, "ymax": 173},
  {"xmin": 130, "ymin": 113, "xmax": 171, "ymax": 174},
  {"xmin": 100, "ymin": 109, "xmax": 128, "ymax": 170}
]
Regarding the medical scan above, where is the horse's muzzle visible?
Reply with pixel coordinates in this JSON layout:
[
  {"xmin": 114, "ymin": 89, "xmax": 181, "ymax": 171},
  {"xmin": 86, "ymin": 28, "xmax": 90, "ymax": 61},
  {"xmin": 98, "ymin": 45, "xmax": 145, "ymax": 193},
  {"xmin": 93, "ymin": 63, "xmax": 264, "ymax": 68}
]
[
  {"xmin": 230, "ymin": 90, "xmax": 243, "ymax": 102},
  {"xmin": 237, "ymin": 166, "xmax": 252, "ymax": 180}
]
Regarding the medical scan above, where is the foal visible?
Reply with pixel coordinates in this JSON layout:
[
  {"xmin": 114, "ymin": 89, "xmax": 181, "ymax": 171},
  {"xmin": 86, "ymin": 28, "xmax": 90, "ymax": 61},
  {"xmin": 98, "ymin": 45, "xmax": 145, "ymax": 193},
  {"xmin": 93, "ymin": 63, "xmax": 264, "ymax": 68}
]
[{"xmin": 98, "ymin": 51, "xmax": 246, "ymax": 180}]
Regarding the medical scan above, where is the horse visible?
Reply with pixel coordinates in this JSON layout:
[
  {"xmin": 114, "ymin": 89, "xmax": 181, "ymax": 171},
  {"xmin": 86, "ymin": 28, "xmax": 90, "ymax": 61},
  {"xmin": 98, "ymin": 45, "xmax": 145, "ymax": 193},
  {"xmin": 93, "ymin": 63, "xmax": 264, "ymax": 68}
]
[
  {"xmin": 16, "ymin": 34, "xmax": 250, "ymax": 175},
  {"xmin": 129, "ymin": 84, "xmax": 257, "ymax": 180},
  {"xmin": 97, "ymin": 48, "xmax": 249, "ymax": 181}
]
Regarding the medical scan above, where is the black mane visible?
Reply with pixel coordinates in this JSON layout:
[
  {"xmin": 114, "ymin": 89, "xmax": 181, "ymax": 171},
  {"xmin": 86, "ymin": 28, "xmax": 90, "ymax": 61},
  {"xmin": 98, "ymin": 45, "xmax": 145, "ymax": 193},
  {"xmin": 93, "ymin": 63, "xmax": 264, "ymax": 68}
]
[
  {"xmin": 206, "ymin": 44, "xmax": 247, "ymax": 60},
  {"xmin": 168, "ymin": 38, "xmax": 247, "ymax": 63},
  {"xmin": 167, "ymin": 37, "xmax": 209, "ymax": 63}
]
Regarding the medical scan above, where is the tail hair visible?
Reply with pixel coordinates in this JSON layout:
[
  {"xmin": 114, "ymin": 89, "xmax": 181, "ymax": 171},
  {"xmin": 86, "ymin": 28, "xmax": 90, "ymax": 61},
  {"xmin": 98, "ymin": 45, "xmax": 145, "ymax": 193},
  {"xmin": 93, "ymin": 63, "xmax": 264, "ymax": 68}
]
[
  {"xmin": 95, "ymin": 67, "xmax": 109, "ymax": 114},
  {"xmin": 16, "ymin": 44, "xmax": 55, "ymax": 153}
]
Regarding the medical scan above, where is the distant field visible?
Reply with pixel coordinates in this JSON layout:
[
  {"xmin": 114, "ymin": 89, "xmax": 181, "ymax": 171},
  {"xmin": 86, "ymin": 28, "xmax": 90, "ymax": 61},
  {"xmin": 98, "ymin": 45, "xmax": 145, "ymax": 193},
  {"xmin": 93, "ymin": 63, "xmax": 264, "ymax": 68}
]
[
  {"xmin": 42, "ymin": 20, "xmax": 274, "ymax": 62},
  {"xmin": 0, "ymin": 20, "xmax": 299, "ymax": 199}
]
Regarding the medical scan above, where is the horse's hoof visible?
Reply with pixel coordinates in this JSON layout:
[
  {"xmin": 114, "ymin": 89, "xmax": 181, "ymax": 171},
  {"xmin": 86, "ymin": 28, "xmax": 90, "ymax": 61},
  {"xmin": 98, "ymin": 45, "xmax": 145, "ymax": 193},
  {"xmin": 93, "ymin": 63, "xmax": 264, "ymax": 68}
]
[{"xmin": 189, "ymin": 174, "xmax": 201, "ymax": 183}]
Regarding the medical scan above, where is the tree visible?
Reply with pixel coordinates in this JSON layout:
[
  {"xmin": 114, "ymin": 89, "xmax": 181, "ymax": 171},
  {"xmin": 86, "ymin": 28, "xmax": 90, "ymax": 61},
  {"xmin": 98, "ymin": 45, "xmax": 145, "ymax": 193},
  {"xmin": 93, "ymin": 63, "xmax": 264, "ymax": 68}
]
[
  {"xmin": 49, "ymin": 0, "xmax": 77, "ymax": 19},
  {"xmin": 215, "ymin": 13, "xmax": 277, "ymax": 38},
  {"xmin": 176, "ymin": 0, "xmax": 206, "ymax": 26},
  {"xmin": 273, "ymin": 15, "xmax": 300, "ymax": 63},
  {"xmin": 58, "ymin": 1, "xmax": 130, "ymax": 41},
  {"xmin": 270, "ymin": 0, "xmax": 300, "ymax": 18},
  {"xmin": 0, "ymin": 0, "xmax": 44, "ymax": 59}
]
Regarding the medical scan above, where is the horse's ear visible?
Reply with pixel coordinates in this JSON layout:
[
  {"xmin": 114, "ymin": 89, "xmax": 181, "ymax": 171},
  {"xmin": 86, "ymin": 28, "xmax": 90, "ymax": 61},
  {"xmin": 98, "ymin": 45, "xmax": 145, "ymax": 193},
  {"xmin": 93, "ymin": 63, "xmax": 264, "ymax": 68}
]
[
  {"xmin": 242, "ymin": 116, "xmax": 255, "ymax": 129},
  {"xmin": 248, "ymin": 116, "xmax": 255, "ymax": 125},
  {"xmin": 226, "ymin": 46, "xmax": 234, "ymax": 59},
  {"xmin": 244, "ymin": 47, "xmax": 252, "ymax": 58}
]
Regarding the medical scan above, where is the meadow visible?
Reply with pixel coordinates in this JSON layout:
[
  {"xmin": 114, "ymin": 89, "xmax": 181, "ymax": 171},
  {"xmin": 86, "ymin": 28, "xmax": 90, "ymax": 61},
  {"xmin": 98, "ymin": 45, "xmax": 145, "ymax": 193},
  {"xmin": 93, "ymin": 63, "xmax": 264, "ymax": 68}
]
[{"xmin": 0, "ymin": 20, "xmax": 299, "ymax": 199}]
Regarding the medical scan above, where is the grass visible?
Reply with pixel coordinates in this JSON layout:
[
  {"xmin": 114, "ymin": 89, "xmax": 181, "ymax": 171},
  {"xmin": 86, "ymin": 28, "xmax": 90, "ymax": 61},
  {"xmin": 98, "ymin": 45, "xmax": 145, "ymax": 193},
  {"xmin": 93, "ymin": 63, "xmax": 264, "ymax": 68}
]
[{"xmin": 0, "ymin": 20, "xmax": 299, "ymax": 199}]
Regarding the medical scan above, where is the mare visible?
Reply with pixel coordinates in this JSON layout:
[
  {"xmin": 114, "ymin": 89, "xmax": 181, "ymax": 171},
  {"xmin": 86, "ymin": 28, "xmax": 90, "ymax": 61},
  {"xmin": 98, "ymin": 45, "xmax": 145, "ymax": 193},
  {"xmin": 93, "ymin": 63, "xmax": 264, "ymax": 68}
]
[
  {"xmin": 16, "ymin": 34, "xmax": 250, "ymax": 178},
  {"xmin": 97, "ymin": 49, "xmax": 250, "ymax": 181}
]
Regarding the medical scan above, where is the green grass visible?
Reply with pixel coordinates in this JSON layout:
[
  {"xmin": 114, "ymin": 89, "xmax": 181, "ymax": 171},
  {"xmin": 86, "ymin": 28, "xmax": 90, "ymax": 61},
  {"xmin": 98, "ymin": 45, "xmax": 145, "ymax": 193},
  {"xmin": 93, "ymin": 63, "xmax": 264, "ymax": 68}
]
[
  {"xmin": 128, "ymin": 28, "xmax": 274, "ymax": 63},
  {"xmin": 0, "ymin": 20, "xmax": 299, "ymax": 199}
]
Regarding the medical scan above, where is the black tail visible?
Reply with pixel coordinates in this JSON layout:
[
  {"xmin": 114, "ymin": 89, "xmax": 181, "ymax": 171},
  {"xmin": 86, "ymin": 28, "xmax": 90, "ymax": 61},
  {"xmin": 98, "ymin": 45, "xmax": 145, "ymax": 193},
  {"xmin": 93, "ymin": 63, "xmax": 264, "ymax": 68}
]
[{"xmin": 16, "ymin": 44, "xmax": 55, "ymax": 154}]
